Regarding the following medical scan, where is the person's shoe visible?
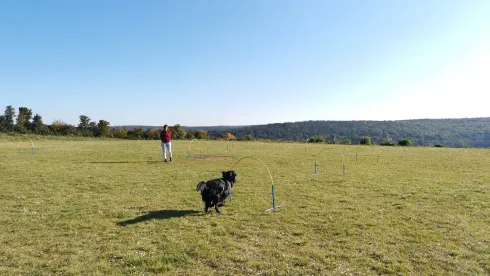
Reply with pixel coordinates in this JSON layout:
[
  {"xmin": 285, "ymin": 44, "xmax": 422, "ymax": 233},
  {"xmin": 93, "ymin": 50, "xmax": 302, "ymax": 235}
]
[
  {"xmin": 164, "ymin": 159, "xmax": 167, "ymax": 163},
  {"xmin": 170, "ymin": 157, "xmax": 173, "ymax": 162}
]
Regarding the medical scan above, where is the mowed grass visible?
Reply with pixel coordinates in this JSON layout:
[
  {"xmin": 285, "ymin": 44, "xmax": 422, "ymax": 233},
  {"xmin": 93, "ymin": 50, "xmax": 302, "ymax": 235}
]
[{"xmin": 0, "ymin": 138, "xmax": 489, "ymax": 275}]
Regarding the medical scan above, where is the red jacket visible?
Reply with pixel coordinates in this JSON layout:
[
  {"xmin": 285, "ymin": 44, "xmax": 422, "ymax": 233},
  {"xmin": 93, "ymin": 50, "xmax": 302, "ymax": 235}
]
[{"xmin": 160, "ymin": 129, "xmax": 172, "ymax": 143}]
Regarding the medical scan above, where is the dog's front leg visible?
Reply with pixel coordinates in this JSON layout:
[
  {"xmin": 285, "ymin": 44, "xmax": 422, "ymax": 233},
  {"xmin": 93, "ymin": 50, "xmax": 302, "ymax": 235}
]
[
  {"xmin": 214, "ymin": 204, "xmax": 221, "ymax": 214},
  {"xmin": 205, "ymin": 203, "xmax": 212, "ymax": 214}
]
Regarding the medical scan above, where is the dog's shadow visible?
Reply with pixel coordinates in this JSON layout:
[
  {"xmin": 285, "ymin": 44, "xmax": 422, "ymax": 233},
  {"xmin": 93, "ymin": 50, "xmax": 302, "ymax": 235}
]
[{"xmin": 117, "ymin": 210, "xmax": 201, "ymax": 226}]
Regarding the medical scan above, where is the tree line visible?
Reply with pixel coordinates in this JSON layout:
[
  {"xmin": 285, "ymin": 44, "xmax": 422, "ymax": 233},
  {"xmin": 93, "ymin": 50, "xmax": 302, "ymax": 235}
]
[
  {"xmin": 0, "ymin": 105, "xmax": 238, "ymax": 140},
  {"xmin": 205, "ymin": 119, "xmax": 490, "ymax": 148},
  {"xmin": 2, "ymin": 105, "xmax": 489, "ymax": 147}
]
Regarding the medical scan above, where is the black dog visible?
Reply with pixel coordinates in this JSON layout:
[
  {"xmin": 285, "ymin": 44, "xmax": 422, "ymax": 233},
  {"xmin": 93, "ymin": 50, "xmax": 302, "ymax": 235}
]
[{"xmin": 196, "ymin": 171, "xmax": 237, "ymax": 214}]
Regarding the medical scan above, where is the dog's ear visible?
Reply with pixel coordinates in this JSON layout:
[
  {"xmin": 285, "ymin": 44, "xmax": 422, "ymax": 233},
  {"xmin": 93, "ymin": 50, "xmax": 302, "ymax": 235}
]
[
  {"xmin": 222, "ymin": 171, "xmax": 226, "ymax": 176},
  {"xmin": 196, "ymin": 182, "xmax": 206, "ymax": 191}
]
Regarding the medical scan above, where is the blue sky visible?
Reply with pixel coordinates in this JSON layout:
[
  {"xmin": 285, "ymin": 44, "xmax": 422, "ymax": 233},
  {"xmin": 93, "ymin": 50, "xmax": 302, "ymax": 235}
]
[{"xmin": 1, "ymin": 0, "xmax": 489, "ymax": 126}]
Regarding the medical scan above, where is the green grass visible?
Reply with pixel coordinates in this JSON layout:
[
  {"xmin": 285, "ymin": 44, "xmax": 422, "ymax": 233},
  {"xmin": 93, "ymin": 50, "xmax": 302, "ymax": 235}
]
[{"xmin": 1, "ymin": 138, "xmax": 489, "ymax": 275}]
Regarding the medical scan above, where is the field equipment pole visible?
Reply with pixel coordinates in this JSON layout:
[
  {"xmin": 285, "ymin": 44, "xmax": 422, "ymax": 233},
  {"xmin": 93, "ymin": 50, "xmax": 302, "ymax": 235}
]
[
  {"xmin": 29, "ymin": 139, "xmax": 34, "ymax": 157},
  {"xmin": 313, "ymin": 161, "xmax": 319, "ymax": 175}
]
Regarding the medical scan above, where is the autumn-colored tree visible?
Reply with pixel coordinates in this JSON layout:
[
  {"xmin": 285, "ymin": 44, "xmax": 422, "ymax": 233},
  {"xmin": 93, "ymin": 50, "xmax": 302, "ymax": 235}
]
[
  {"xmin": 225, "ymin": 132, "xmax": 236, "ymax": 140},
  {"xmin": 146, "ymin": 129, "xmax": 159, "ymax": 140},
  {"xmin": 195, "ymin": 130, "xmax": 209, "ymax": 139}
]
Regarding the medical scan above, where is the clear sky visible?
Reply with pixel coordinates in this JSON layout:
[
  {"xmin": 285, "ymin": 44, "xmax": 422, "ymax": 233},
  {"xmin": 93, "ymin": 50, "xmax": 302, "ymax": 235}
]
[{"xmin": 1, "ymin": 1, "xmax": 489, "ymax": 126}]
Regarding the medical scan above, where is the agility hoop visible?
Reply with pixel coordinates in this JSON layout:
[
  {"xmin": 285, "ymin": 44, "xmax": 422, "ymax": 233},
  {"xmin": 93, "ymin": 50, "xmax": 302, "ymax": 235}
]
[{"xmin": 231, "ymin": 156, "xmax": 283, "ymax": 212}]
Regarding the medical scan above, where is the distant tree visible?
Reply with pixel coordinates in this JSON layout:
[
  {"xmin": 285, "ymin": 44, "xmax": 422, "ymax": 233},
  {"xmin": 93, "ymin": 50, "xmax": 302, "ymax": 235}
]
[
  {"xmin": 215, "ymin": 132, "xmax": 226, "ymax": 139},
  {"xmin": 170, "ymin": 124, "xmax": 186, "ymax": 140},
  {"xmin": 243, "ymin": 134, "xmax": 254, "ymax": 141},
  {"xmin": 151, "ymin": 129, "xmax": 160, "ymax": 139},
  {"xmin": 78, "ymin": 115, "xmax": 92, "ymax": 136},
  {"xmin": 398, "ymin": 138, "xmax": 413, "ymax": 147},
  {"xmin": 0, "ymin": 115, "xmax": 5, "ymax": 132},
  {"xmin": 314, "ymin": 135, "xmax": 325, "ymax": 143},
  {"xmin": 16, "ymin": 107, "xmax": 33, "ymax": 133},
  {"xmin": 32, "ymin": 114, "xmax": 47, "ymax": 134},
  {"xmin": 129, "ymin": 127, "xmax": 144, "ymax": 139},
  {"xmin": 3, "ymin": 105, "xmax": 16, "ymax": 131},
  {"xmin": 460, "ymin": 141, "xmax": 470, "ymax": 148},
  {"xmin": 225, "ymin": 132, "xmax": 236, "ymax": 140},
  {"xmin": 307, "ymin": 135, "xmax": 325, "ymax": 143},
  {"xmin": 194, "ymin": 130, "xmax": 209, "ymax": 140},
  {"xmin": 360, "ymin": 136, "xmax": 372, "ymax": 145},
  {"xmin": 144, "ymin": 129, "xmax": 159, "ymax": 140},
  {"xmin": 483, "ymin": 130, "xmax": 490, "ymax": 147},
  {"xmin": 114, "ymin": 127, "xmax": 128, "ymax": 139},
  {"xmin": 185, "ymin": 130, "xmax": 195, "ymax": 140},
  {"xmin": 89, "ymin": 122, "xmax": 98, "ymax": 136},
  {"xmin": 334, "ymin": 136, "xmax": 351, "ymax": 145},
  {"xmin": 49, "ymin": 120, "xmax": 76, "ymax": 135},
  {"xmin": 97, "ymin": 120, "xmax": 111, "ymax": 137},
  {"xmin": 49, "ymin": 120, "xmax": 65, "ymax": 135},
  {"xmin": 380, "ymin": 138, "xmax": 395, "ymax": 146}
]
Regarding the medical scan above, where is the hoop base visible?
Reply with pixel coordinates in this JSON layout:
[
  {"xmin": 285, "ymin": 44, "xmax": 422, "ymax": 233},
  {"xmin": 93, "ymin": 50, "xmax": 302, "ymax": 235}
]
[{"xmin": 265, "ymin": 204, "xmax": 284, "ymax": 212}]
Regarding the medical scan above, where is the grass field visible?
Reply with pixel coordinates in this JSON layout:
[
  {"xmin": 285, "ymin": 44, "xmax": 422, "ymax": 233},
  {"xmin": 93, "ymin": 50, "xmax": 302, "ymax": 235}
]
[{"xmin": 0, "ymin": 138, "xmax": 489, "ymax": 275}]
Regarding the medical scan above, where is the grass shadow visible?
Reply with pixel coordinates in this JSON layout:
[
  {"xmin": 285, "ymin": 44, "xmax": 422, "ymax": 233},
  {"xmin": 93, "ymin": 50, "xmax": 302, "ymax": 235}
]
[{"xmin": 117, "ymin": 210, "xmax": 201, "ymax": 226}]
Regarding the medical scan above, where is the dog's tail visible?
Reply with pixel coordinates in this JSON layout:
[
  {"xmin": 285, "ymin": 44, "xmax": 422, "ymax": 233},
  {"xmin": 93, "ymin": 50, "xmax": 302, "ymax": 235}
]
[{"xmin": 196, "ymin": 182, "xmax": 206, "ymax": 191}]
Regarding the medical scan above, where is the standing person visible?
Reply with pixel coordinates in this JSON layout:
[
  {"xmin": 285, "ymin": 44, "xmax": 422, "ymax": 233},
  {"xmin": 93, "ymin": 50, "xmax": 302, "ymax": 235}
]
[{"xmin": 160, "ymin": 124, "xmax": 173, "ymax": 162}]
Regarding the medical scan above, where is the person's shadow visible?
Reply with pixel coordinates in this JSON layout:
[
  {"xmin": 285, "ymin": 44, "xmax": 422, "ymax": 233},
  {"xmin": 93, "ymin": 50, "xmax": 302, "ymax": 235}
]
[{"xmin": 117, "ymin": 210, "xmax": 201, "ymax": 226}]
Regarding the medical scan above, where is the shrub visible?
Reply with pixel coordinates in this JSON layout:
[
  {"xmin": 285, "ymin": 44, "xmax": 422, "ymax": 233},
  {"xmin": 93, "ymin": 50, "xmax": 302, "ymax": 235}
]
[
  {"xmin": 460, "ymin": 141, "xmax": 470, "ymax": 148},
  {"xmin": 333, "ymin": 136, "xmax": 351, "ymax": 145},
  {"xmin": 360, "ymin": 136, "xmax": 371, "ymax": 145},
  {"xmin": 114, "ymin": 127, "xmax": 128, "ymax": 139},
  {"xmin": 434, "ymin": 144, "xmax": 444, "ymax": 148},
  {"xmin": 194, "ymin": 130, "xmax": 209, "ymax": 140},
  {"xmin": 243, "ymin": 134, "xmax": 254, "ymax": 141},
  {"xmin": 398, "ymin": 138, "xmax": 413, "ymax": 147},
  {"xmin": 307, "ymin": 135, "xmax": 325, "ymax": 143},
  {"xmin": 380, "ymin": 138, "xmax": 395, "ymax": 146}
]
